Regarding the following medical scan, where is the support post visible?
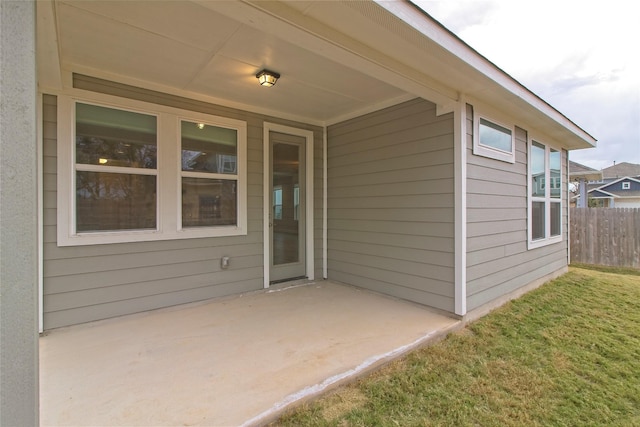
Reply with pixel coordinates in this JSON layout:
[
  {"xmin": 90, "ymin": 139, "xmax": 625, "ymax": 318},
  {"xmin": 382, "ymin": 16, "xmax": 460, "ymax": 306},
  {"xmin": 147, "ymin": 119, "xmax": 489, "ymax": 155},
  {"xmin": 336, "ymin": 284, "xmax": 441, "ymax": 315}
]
[
  {"xmin": 0, "ymin": 1, "xmax": 39, "ymax": 425},
  {"xmin": 578, "ymin": 178, "xmax": 587, "ymax": 208}
]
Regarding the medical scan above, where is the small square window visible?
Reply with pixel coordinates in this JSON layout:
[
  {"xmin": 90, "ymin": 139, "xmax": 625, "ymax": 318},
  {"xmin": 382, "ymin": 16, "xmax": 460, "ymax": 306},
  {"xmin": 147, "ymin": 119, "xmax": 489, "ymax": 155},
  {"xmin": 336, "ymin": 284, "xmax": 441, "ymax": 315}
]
[
  {"xmin": 473, "ymin": 115, "xmax": 515, "ymax": 163},
  {"xmin": 622, "ymin": 182, "xmax": 631, "ymax": 190}
]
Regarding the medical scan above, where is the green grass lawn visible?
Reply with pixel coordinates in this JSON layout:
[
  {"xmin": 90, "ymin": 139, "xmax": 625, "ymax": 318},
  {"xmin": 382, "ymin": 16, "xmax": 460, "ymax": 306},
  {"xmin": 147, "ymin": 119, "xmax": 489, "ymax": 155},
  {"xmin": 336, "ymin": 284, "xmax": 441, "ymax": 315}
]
[{"xmin": 273, "ymin": 266, "xmax": 640, "ymax": 426}]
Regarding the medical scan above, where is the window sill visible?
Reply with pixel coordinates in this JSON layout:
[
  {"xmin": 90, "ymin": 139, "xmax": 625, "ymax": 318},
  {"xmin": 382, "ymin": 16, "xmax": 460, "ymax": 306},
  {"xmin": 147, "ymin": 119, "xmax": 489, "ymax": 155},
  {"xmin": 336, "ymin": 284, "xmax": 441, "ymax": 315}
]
[
  {"xmin": 473, "ymin": 143, "xmax": 515, "ymax": 163},
  {"xmin": 528, "ymin": 235, "xmax": 562, "ymax": 250},
  {"xmin": 57, "ymin": 226, "xmax": 247, "ymax": 247}
]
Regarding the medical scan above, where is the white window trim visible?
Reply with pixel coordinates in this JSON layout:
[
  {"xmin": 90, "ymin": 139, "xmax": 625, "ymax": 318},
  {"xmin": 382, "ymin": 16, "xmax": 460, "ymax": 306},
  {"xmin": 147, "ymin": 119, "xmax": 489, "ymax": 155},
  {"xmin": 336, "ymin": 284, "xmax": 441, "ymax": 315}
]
[
  {"xmin": 473, "ymin": 114, "xmax": 515, "ymax": 163},
  {"xmin": 528, "ymin": 138, "xmax": 563, "ymax": 250},
  {"xmin": 176, "ymin": 113, "xmax": 245, "ymax": 233},
  {"xmin": 57, "ymin": 94, "xmax": 247, "ymax": 246},
  {"xmin": 622, "ymin": 182, "xmax": 631, "ymax": 190}
]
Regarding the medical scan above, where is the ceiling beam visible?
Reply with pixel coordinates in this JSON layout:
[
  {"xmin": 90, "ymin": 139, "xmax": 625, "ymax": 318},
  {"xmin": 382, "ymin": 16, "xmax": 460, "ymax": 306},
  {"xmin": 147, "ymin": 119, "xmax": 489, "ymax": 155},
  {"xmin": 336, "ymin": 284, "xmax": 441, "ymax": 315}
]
[
  {"xmin": 37, "ymin": 0, "xmax": 62, "ymax": 91},
  {"xmin": 196, "ymin": 0, "xmax": 460, "ymax": 109}
]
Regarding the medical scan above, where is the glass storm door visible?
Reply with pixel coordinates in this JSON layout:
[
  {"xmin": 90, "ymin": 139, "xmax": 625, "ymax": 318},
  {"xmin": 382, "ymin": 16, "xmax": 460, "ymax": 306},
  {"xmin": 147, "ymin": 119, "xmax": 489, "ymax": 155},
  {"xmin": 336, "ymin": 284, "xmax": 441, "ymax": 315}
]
[{"xmin": 269, "ymin": 131, "xmax": 306, "ymax": 282}]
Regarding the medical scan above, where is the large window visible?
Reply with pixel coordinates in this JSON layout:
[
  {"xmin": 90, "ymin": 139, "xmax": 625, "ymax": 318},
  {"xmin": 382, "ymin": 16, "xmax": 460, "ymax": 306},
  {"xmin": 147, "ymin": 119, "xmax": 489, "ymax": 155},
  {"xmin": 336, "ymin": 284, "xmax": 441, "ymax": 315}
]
[
  {"xmin": 75, "ymin": 102, "xmax": 158, "ymax": 232},
  {"xmin": 529, "ymin": 139, "xmax": 562, "ymax": 248},
  {"xmin": 473, "ymin": 115, "xmax": 515, "ymax": 163},
  {"xmin": 58, "ymin": 95, "xmax": 247, "ymax": 246},
  {"xmin": 180, "ymin": 120, "xmax": 238, "ymax": 228}
]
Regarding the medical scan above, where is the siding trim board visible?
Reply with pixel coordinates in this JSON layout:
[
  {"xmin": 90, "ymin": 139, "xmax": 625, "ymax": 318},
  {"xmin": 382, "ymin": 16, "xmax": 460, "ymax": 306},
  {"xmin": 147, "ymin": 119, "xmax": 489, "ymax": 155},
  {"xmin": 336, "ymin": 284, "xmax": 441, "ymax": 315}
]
[
  {"xmin": 454, "ymin": 100, "xmax": 468, "ymax": 315},
  {"xmin": 38, "ymin": 92, "xmax": 45, "ymax": 333}
]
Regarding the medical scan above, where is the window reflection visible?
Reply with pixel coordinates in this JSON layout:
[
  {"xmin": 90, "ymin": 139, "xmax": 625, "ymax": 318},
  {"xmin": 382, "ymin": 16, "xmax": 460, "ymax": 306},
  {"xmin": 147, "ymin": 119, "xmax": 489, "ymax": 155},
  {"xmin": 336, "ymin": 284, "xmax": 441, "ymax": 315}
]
[
  {"xmin": 479, "ymin": 118, "xmax": 512, "ymax": 152},
  {"xmin": 550, "ymin": 149, "xmax": 561, "ymax": 199},
  {"xmin": 181, "ymin": 121, "xmax": 237, "ymax": 174},
  {"xmin": 76, "ymin": 103, "xmax": 157, "ymax": 168},
  {"xmin": 182, "ymin": 178, "xmax": 237, "ymax": 227},
  {"xmin": 76, "ymin": 172, "xmax": 156, "ymax": 232},
  {"xmin": 531, "ymin": 142, "xmax": 545, "ymax": 198}
]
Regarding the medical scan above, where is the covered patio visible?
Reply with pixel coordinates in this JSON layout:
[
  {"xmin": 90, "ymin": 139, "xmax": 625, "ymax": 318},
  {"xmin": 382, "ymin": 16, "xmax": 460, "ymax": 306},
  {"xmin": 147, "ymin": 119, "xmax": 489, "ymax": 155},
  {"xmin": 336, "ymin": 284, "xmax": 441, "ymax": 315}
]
[{"xmin": 40, "ymin": 280, "xmax": 459, "ymax": 426}]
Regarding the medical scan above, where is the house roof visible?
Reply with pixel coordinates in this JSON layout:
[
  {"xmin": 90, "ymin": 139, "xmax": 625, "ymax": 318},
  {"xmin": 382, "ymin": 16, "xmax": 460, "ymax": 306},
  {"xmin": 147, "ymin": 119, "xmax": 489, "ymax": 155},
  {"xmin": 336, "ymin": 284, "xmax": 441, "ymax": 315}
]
[
  {"xmin": 588, "ymin": 189, "xmax": 614, "ymax": 198},
  {"xmin": 569, "ymin": 161, "xmax": 602, "ymax": 181},
  {"xmin": 601, "ymin": 162, "xmax": 640, "ymax": 179},
  {"xmin": 588, "ymin": 176, "xmax": 640, "ymax": 199},
  {"xmin": 612, "ymin": 191, "xmax": 640, "ymax": 198},
  {"xmin": 37, "ymin": 0, "xmax": 596, "ymax": 150}
]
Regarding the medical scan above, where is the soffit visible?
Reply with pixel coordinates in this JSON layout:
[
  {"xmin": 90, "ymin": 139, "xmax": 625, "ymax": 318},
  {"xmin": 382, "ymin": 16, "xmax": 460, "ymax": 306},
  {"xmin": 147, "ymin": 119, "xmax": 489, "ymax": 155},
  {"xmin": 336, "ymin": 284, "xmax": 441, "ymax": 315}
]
[
  {"xmin": 42, "ymin": 0, "xmax": 595, "ymax": 149},
  {"xmin": 48, "ymin": 0, "xmax": 408, "ymax": 124}
]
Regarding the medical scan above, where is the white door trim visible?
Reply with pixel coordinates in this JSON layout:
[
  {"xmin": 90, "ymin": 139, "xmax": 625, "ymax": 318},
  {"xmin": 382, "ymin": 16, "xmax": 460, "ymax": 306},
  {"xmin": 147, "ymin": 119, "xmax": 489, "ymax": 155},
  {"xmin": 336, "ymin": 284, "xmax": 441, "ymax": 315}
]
[{"xmin": 263, "ymin": 122, "xmax": 314, "ymax": 287}]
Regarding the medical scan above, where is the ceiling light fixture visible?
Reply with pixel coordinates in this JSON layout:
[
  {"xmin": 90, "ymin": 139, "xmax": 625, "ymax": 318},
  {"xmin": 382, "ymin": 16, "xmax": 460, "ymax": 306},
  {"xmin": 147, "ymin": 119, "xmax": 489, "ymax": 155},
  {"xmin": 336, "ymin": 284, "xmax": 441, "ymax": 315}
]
[
  {"xmin": 197, "ymin": 123, "xmax": 205, "ymax": 130},
  {"xmin": 256, "ymin": 69, "xmax": 280, "ymax": 87}
]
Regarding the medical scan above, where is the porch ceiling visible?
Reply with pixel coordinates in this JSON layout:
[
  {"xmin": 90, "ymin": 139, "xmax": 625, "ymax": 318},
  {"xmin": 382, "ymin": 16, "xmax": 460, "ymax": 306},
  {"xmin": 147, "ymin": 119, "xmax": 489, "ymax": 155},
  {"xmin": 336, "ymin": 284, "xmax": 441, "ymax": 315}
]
[
  {"xmin": 40, "ymin": 0, "xmax": 414, "ymax": 124},
  {"xmin": 38, "ymin": 0, "xmax": 596, "ymax": 148}
]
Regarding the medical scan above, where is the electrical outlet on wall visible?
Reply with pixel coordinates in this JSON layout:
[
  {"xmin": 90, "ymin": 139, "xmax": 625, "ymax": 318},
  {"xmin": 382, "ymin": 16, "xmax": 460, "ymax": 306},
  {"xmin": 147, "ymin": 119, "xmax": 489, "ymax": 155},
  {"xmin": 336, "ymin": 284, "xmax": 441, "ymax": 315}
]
[{"xmin": 221, "ymin": 256, "xmax": 230, "ymax": 269}]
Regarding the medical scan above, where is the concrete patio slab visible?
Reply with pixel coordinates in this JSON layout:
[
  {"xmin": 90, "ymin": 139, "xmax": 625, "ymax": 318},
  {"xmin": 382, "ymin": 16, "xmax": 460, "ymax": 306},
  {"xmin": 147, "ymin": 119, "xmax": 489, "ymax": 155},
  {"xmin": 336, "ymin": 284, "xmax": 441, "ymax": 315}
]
[{"xmin": 40, "ymin": 281, "xmax": 460, "ymax": 426}]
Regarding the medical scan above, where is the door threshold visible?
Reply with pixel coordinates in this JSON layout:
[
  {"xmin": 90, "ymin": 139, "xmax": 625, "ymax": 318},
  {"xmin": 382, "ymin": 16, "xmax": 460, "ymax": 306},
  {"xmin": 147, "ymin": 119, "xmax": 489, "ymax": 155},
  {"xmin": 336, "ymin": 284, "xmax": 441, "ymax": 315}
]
[
  {"xmin": 266, "ymin": 278, "xmax": 315, "ymax": 294},
  {"xmin": 269, "ymin": 276, "xmax": 308, "ymax": 286}
]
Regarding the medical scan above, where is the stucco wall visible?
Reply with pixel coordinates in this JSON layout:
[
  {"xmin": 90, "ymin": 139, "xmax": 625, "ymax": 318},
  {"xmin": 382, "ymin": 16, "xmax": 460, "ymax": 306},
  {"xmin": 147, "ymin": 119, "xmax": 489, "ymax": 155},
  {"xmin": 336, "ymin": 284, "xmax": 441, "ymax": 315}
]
[{"xmin": 0, "ymin": 1, "xmax": 39, "ymax": 424}]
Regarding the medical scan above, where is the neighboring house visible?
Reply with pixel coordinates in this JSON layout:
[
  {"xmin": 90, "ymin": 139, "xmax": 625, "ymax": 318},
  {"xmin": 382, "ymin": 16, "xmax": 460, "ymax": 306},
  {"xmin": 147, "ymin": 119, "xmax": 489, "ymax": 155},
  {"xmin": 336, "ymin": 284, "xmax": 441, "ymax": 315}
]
[
  {"xmin": 569, "ymin": 160, "xmax": 603, "ymax": 207},
  {"xmin": 582, "ymin": 162, "xmax": 640, "ymax": 207},
  {"xmin": 601, "ymin": 162, "xmax": 640, "ymax": 179},
  {"xmin": 29, "ymin": 0, "xmax": 595, "ymax": 330},
  {"xmin": 588, "ymin": 176, "xmax": 640, "ymax": 208}
]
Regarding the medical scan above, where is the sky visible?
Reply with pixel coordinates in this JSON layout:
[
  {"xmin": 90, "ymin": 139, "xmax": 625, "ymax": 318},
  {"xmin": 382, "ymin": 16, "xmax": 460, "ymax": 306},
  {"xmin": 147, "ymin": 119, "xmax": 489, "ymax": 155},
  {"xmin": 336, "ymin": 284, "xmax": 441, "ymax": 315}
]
[{"xmin": 416, "ymin": 0, "xmax": 640, "ymax": 171}]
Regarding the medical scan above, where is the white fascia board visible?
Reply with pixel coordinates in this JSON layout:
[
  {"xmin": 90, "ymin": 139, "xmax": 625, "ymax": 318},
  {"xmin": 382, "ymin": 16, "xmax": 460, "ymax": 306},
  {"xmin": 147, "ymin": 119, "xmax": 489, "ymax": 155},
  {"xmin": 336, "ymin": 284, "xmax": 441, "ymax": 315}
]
[
  {"xmin": 588, "ymin": 188, "xmax": 617, "ymax": 197},
  {"xmin": 36, "ymin": 0, "xmax": 63, "ymax": 91},
  {"xmin": 375, "ymin": 0, "xmax": 596, "ymax": 149}
]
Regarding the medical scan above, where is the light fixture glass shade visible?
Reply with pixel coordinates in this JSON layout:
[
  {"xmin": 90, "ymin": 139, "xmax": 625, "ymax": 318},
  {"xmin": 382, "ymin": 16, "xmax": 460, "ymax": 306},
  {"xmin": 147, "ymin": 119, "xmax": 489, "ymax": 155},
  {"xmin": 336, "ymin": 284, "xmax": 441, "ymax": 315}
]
[{"xmin": 256, "ymin": 69, "xmax": 280, "ymax": 87}]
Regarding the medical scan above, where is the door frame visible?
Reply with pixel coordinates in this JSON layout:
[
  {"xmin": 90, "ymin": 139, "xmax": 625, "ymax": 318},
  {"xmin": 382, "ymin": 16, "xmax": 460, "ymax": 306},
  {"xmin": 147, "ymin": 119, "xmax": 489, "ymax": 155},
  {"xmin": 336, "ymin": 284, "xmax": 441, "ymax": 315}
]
[{"xmin": 263, "ymin": 122, "xmax": 314, "ymax": 287}]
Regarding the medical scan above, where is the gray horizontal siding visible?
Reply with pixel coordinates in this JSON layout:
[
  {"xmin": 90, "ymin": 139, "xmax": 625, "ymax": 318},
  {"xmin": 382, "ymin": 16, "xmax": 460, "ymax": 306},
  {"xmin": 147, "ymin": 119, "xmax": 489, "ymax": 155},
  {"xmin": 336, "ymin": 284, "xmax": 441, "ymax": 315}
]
[
  {"xmin": 327, "ymin": 98, "xmax": 455, "ymax": 313},
  {"xmin": 465, "ymin": 103, "xmax": 568, "ymax": 311},
  {"xmin": 42, "ymin": 78, "xmax": 324, "ymax": 329}
]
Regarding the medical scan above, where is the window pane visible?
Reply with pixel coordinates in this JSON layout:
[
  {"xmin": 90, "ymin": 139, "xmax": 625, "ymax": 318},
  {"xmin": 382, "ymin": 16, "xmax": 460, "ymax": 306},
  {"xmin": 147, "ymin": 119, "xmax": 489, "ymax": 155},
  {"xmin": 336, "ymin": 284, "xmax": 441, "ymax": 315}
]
[
  {"xmin": 273, "ymin": 187, "xmax": 283, "ymax": 220},
  {"xmin": 479, "ymin": 118, "xmax": 512, "ymax": 152},
  {"xmin": 181, "ymin": 121, "xmax": 237, "ymax": 174},
  {"xmin": 550, "ymin": 202, "xmax": 561, "ymax": 236},
  {"xmin": 532, "ymin": 201, "xmax": 545, "ymax": 240},
  {"xmin": 76, "ymin": 171, "xmax": 156, "ymax": 232},
  {"xmin": 76, "ymin": 103, "xmax": 157, "ymax": 168},
  {"xmin": 531, "ymin": 141, "xmax": 545, "ymax": 197},
  {"xmin": 550, "ymin": 149, "xmax": 561, "ymax": 199},
  {"xmin": 182, "ymin": 178, "xmax": 237, "ymax": 227}
]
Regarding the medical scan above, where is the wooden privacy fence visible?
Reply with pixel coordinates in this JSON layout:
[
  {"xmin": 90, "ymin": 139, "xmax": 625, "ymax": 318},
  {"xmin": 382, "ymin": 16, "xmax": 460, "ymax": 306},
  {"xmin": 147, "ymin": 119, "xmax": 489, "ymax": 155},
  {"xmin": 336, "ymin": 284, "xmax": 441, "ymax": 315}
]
[{"xmin": 570, "ymin": 208, "xmax": 640, "ymax": 268}]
